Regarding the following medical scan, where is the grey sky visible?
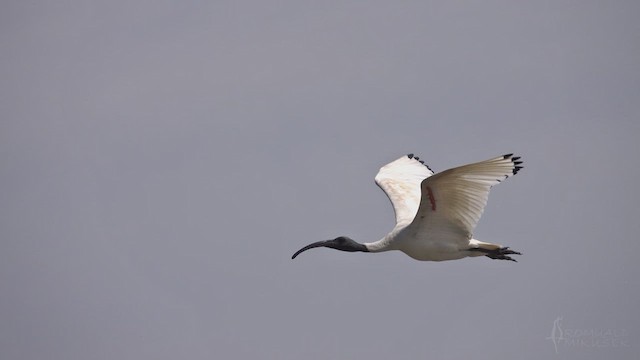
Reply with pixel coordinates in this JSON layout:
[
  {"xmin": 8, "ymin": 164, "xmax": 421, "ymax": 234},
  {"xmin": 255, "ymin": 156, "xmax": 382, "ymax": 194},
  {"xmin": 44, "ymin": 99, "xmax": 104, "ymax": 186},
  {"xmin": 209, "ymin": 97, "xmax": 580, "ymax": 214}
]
[{"xmin": 1, "ymin": 1, "xmax": 639, "ymax": 359}]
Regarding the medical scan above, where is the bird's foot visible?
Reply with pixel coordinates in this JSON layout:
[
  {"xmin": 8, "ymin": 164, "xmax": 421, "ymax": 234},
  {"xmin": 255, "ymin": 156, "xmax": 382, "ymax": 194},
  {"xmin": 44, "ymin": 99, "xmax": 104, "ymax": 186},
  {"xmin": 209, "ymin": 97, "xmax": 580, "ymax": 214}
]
[{"xmin": 485, "ymin": 247, "xmax": 522, "ymax": 262}]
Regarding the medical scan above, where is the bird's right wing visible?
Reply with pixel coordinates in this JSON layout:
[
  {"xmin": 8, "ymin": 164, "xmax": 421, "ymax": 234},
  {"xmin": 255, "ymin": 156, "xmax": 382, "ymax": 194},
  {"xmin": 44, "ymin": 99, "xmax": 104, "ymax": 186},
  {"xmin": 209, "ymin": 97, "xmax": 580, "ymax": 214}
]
[{"xmin": 375, "ymin": 154, "xmax": 434, "ymax": 227}]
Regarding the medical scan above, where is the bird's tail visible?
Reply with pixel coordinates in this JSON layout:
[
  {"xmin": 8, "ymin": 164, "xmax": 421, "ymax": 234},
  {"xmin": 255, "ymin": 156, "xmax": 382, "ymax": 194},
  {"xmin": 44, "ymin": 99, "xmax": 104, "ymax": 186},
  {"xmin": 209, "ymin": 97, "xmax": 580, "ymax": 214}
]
[
  {"xmin": 469, "ymin": 239, "xmax": 501, "ymax": 253},
  {"xmin": 468, "ymin": 239, "xmax": 521, "ymax": 262}
]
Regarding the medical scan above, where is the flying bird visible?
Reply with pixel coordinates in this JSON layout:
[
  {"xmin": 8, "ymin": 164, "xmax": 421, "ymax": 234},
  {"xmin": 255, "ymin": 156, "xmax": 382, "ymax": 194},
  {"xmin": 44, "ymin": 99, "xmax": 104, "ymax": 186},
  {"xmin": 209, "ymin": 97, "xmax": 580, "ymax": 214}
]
[{"xmin": 292, "ymin": 153, "xmax": 523, "ymax": 262}]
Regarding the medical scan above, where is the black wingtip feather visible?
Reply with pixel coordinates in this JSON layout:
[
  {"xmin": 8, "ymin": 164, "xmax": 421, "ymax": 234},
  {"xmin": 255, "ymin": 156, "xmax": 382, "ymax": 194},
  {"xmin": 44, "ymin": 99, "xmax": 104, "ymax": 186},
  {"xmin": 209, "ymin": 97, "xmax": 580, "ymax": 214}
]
[
  {"xmin": 407, "ymin": 153, "xmax": 433, "ymax": 172},
  {"xmin": 502, "ymin": 153, "xmax": 524, "ymax": 175}
]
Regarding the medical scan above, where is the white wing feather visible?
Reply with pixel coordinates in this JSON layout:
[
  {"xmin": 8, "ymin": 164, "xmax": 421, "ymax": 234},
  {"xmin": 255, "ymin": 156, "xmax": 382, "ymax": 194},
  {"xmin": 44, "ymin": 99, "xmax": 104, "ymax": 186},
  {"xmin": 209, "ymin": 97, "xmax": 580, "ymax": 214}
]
[
  {"xmin": 409, "ymin": 154, "xmax": 523, "ymax": 241},
  {"xmin": 375, "ymin": 154, "xmax": 434, "ymax": 227}
]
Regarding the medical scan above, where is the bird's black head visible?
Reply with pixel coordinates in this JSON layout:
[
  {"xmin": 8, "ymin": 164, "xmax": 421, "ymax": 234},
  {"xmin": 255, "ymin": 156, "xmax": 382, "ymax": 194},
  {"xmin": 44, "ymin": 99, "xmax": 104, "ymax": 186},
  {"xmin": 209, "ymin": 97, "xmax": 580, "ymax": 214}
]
[{"xmin": 291, "ymin": 236, "xmax": 369, "ymax": 259}]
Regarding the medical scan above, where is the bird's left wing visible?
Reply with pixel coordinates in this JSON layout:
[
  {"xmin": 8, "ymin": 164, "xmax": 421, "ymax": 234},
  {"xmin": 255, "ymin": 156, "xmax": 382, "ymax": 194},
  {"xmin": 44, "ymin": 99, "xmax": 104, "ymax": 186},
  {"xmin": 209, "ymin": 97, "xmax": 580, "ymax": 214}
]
[
  {"xmin": 375, "ymin": 154, "xmax": 434, "ymax": 227},
  {"xmin": 409, "ymin": 154, "xmax": 523, "ymax": 239}
]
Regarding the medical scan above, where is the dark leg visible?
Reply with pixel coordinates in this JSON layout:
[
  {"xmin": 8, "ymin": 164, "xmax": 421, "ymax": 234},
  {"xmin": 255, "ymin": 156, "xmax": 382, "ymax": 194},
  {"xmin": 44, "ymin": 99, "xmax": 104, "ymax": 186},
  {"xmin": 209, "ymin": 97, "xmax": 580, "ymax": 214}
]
[{"xmin": 469, "ymin": 247, "xmax": 522, "ymax": 262}]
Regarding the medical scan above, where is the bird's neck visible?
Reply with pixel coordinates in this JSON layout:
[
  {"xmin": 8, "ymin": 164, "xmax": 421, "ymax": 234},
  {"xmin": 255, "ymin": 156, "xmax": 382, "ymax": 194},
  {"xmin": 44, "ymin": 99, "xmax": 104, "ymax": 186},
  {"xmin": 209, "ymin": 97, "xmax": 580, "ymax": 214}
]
[
  {"xmin": 363, "ymin": 237, "xmax": 394, "ymax": 253},
  {"xmin": 365, "ymin": 225, "xmax": 408, "ymax": 253}
]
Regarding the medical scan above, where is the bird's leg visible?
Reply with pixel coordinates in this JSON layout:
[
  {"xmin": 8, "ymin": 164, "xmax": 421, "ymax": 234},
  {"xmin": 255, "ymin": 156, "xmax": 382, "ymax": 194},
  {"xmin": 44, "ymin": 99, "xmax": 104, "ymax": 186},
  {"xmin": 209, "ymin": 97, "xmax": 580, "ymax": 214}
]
[{"xmin": 470, "ymin": 246, "xmax": 522, "ymax": 262}]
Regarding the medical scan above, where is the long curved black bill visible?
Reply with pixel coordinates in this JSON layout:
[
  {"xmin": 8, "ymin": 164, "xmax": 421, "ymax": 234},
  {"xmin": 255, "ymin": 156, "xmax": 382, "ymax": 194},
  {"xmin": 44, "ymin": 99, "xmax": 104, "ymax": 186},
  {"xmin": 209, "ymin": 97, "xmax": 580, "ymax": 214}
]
[{"xmin": 291, "ymin": 240, "xmax": 329, "ymax": 259}]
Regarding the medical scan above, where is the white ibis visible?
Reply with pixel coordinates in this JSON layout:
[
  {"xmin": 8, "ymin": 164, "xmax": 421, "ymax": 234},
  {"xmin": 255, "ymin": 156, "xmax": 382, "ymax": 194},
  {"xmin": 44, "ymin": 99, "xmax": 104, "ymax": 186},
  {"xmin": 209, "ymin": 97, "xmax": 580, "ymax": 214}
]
[{"xmin": 292, "ymin": 153, "xmax": 523, "ymax": 262}]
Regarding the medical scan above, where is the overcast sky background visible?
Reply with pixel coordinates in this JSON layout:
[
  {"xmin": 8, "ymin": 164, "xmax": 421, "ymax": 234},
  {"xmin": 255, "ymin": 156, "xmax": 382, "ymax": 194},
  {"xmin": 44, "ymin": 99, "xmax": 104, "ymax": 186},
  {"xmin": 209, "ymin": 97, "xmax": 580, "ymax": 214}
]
[{"xmin": 1, "ymin": 1, "xmax": 639, "ymax": 359}]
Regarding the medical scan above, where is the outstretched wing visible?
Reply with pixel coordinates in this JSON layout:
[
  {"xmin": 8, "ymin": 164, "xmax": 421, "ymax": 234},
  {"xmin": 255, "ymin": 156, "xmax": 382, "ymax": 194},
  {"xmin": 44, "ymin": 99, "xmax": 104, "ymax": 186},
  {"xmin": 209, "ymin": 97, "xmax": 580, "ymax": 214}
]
[
  {"xmin": 375, "ymin": 154, "xmax": 434, "ymax": 227},
  {"xmin": 410, "ymin": 154, "xmax": 523, "ymax": 239}
]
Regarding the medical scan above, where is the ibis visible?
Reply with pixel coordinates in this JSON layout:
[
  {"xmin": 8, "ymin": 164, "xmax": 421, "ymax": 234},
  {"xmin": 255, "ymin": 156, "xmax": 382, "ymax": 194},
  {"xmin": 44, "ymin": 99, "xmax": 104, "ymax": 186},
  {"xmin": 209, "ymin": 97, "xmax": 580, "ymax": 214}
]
[{"xmin": 292, "ymin": 153, "xmax": 523, "ymax": 262}]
